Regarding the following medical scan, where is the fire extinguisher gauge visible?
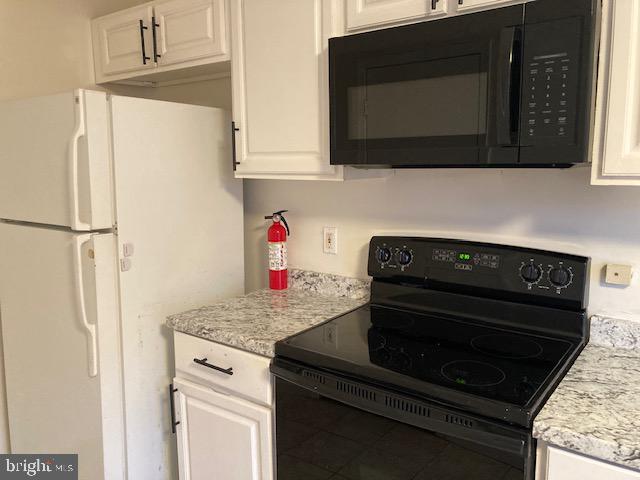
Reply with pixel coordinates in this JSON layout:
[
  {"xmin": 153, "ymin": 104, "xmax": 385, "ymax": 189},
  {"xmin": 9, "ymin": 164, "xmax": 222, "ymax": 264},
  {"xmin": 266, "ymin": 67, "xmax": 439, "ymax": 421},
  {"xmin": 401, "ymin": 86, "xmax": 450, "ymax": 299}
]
[{"xmin": 264, "ymin": 210, "xmax": 290, "ymax": 236}]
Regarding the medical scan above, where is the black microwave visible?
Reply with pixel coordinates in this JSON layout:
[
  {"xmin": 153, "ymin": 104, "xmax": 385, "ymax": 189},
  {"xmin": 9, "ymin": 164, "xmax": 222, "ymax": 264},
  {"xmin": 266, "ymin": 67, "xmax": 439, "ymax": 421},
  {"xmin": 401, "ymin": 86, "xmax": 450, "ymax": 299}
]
[{"xmin": 329, "ymin": 0, "xmax": 600, "ymax": 168}]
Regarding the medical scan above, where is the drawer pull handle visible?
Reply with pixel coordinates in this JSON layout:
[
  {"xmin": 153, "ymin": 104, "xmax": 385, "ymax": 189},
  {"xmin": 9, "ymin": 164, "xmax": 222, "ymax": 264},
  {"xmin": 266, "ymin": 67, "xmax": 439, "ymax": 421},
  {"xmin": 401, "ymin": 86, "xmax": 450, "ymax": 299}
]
[{"xmin": 193, "ymin": 357, "xmax": 234, "ymax": 376}]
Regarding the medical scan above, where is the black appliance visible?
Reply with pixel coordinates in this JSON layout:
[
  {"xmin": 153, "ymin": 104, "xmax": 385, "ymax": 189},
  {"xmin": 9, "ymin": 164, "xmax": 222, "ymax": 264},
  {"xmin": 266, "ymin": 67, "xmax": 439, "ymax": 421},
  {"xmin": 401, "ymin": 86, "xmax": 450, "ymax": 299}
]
[
  {"xmin": 329, "ymin": 0, "xmax": 600, "ymax": 168},
  {"xmin": 271, "ymin": 237, "xmax": 590, "ymax": 479}
]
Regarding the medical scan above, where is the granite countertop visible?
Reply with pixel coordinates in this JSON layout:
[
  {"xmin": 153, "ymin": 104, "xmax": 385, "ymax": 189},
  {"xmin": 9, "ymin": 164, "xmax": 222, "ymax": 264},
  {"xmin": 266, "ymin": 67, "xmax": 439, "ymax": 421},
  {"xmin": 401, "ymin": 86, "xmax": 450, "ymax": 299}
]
[
  {"xmin": 169, "ymin": 271, "xmax": 640, "ymax": 470},
  {"xmin": 167, "ymin": 269, "xmax": 370, "ymax": 357},
  {"xmin": 533, "ymin": 315, "xmax": 640, "ymax": 470}
]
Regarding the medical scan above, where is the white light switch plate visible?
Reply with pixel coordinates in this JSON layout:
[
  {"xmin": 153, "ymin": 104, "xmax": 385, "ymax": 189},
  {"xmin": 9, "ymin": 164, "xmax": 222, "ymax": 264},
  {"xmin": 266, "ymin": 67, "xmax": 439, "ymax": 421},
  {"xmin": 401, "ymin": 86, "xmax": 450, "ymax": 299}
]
[{"xmin": 605, "ymin": 264, "xmax": 632, "ymax": 286}]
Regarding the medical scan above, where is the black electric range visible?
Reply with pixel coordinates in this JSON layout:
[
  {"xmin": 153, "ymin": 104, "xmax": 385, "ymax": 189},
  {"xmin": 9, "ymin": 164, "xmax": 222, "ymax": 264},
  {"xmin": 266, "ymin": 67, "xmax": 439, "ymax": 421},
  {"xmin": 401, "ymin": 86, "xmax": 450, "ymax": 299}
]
[{"xmin": 271, "ymin": 237, "xmax": 589, "ymax": 480}]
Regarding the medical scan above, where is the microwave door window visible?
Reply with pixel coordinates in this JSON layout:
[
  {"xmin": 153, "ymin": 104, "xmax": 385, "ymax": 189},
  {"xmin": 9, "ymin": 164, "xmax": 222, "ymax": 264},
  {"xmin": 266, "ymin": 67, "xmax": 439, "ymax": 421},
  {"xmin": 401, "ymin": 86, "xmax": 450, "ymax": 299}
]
[{"xmin": 346, "ymin": 55, "xmax": 488, "ymax": 165}]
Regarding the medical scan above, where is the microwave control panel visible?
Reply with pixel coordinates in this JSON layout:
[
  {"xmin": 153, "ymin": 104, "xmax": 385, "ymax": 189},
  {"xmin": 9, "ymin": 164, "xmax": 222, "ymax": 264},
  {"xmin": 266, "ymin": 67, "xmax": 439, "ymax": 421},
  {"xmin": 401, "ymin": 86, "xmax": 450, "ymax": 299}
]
[{"xmin": 521, "ymin": 16, "xmax": 582, "ymax": 145}]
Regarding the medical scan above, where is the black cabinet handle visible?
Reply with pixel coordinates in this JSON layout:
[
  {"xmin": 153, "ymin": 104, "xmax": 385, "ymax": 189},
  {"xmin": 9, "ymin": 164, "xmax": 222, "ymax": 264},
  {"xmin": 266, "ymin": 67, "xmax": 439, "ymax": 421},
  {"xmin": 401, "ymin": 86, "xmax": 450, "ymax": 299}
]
[
  {"xmin": 139, "ymin": 20, "xmax": 151, "ymax": 65},
  {"xmin": 231, "ymin": 121, "xmax": 240, "ymax": 171},
  {"xmin": 193, "ymin": 357, "xmax": 234, "ymax": 376},
  {"xmin": 169, "ymin": 383, "xmax": 179, "ymax": 434},
  {"xmin": 152, "ymin": 16, "xmax": 161, "ymax": 62},
  {"xmin": 458, "ymin": 0, "xmax": 464, "ymax": 4},
  {"xmin": 432, "ymin": 0, "xmax": 438, "ymax": 10}
]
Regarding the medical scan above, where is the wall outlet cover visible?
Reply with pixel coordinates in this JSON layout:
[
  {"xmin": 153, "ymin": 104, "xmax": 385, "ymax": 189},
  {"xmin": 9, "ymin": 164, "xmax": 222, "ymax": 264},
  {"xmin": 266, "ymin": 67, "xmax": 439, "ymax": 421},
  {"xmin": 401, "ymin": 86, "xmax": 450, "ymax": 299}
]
[{"xmin": 323, "ymin": 226, "xmax": 338, "ymax": 255}]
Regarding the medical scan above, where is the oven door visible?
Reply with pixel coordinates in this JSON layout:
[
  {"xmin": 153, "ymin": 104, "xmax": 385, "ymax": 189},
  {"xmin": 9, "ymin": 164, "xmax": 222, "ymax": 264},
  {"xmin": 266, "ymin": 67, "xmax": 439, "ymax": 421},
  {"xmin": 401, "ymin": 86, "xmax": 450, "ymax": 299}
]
[
  {"xmin": 329, "ymin": 5, "xmax": 524, "ymax": 167},
  {"xmin": 272, "ymin": 359, "xmax": 534, "ymax": 480}
]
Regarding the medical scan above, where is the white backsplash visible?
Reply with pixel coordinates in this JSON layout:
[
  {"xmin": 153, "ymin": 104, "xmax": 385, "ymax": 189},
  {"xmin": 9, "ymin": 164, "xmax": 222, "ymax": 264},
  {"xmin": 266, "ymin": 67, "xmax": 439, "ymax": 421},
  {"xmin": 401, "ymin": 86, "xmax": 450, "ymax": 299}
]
[{"xmin": 244, "ymin": 166, "xmax": 640, "ymax": 322}]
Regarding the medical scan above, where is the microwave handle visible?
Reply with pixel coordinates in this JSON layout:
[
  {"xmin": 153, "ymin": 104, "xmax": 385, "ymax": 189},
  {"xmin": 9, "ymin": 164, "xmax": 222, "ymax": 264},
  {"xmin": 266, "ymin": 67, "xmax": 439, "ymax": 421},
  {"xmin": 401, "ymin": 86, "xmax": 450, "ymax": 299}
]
[{"xmin": 496, "ymin": 26, "xmax": 523, "ymax": 146}]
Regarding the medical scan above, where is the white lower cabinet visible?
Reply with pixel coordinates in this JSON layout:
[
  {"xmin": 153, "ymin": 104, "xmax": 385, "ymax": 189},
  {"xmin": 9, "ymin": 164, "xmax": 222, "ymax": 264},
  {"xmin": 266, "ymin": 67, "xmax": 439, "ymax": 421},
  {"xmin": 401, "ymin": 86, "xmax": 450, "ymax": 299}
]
[
  {"xmin": 538, "ymin": 444, "xmax": 640, "ymax": 480},
  {"xmin": 172, "ymin": 332, "xmax": 274, "ymax": 480},
  {"xmin": 173, "ymin": 378, "xmax": 273, "ymax": 480}
]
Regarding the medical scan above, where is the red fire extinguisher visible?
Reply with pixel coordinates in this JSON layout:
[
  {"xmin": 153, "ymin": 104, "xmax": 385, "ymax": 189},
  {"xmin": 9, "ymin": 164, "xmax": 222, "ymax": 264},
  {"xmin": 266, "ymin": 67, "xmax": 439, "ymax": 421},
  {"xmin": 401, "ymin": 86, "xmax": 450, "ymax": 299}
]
[{"xmin": 265, "ymin": 210, "xmax": 290, "ymax": 290}]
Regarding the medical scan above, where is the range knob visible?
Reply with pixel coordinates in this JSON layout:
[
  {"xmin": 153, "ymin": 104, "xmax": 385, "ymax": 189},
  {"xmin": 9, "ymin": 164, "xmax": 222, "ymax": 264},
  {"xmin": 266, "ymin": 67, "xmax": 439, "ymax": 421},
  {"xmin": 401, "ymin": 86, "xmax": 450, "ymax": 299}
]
[
  {"xmin": 549, "ymin": 267, "xmax": 571, "ymax": 287},
  {"xmin": 377, "ymin": 247, "xmax": 392, "ymax": 264},
  {"xmin": 397, "ymin": 249, "xmax": 413, "ymax": 266},
  {"xmin": 520, "ymin": 264, "xmax": 542, "ymax": 283}
]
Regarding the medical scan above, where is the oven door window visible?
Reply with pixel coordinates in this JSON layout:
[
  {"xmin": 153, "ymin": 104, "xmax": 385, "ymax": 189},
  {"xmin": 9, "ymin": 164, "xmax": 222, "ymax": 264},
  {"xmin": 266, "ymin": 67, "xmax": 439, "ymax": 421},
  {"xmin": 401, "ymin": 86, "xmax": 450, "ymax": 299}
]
[{"xmin": 275, "ymin": 378, "xmax": 526, "ymax": 480}]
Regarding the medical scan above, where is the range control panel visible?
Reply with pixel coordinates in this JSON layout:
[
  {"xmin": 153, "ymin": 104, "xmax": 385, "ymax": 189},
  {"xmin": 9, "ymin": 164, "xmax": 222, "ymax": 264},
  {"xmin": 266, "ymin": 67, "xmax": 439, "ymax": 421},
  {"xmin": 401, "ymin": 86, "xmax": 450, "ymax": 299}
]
[{"xmin": 369, "ymin": 237, "xmax": 589, "ymax": 309}]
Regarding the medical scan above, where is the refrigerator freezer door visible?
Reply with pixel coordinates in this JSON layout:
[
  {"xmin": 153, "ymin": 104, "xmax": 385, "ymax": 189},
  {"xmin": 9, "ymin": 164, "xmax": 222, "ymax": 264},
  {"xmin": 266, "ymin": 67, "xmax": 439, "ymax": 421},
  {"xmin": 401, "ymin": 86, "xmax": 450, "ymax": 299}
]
[
  {"xmin": 0, "ymin": 223, "xmax": 125, "ymax": 480},
  {"xmin": 110, "ymin": 95, "xmax": 244, "ymax": 480},
  {"xmin": 0, "ymin": 90, "xmax": 114, "ymax": 230}
]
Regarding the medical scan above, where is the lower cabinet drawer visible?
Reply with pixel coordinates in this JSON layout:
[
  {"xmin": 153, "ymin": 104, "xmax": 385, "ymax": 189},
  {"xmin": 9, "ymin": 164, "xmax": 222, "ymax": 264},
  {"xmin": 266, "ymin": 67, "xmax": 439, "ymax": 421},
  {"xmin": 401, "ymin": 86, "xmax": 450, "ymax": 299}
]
[
  {"xmin": 546, "ymin": 445, "xmax": 640, "ymax": 480},
  {"xmin": 174, "ymin": 331, "xmax": 273, "ymax": 406}
]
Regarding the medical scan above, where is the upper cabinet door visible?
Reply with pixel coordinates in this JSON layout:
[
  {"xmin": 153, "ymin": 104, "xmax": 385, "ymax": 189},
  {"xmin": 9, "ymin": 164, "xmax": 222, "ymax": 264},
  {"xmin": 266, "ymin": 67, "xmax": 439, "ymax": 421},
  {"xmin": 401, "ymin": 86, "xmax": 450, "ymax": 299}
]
[
  {"xmin": 92, "ymin": 3, "xmax": 155, "ymax": 78},
  {"xmin": 456, "ymin": 0, "xmax": 523, "ymax": 12},
  {"xmin": 346, "ymin": 0, "xmax": 432, "ymax": 31},
  {"xmin": 154, "ymin": 0, "xmax": 228, "ymax": 67},
  {"xmin": 231, "ymin": 0, "xmax": 342, "ymax": 179},
  {"xmin": 592, "ymin": 0, "xmax": 640, "ymax": 185}
]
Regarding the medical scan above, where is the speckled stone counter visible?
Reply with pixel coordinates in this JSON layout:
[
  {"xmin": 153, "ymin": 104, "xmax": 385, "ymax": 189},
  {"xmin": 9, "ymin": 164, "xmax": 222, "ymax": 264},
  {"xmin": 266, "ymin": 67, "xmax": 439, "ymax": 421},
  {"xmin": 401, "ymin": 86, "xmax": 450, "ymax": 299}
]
[
  {"xmin": 166, "ymin": 269, "xmax": 370, "ymax": 358},
  {"xmin": 533, "ymin": 316, "xmax": 640, "ymax": 470}
]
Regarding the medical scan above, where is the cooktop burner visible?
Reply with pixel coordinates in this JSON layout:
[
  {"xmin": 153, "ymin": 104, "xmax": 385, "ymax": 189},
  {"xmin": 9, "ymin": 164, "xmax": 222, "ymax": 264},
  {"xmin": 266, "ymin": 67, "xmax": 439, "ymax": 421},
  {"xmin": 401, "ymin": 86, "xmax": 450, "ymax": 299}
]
[
  {"xmin": 279, "ymin": 304, "xmax": 575, "ymax": 408},
  {"xmin": 441, "ymin": 360, "xmax": 506, "ymax": 387}
]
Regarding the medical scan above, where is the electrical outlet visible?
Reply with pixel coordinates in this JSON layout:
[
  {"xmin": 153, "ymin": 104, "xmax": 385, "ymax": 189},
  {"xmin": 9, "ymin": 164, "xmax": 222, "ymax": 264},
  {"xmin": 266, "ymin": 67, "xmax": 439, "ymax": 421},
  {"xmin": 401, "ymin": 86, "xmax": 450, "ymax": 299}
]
[
  {"xmin": 323, "ymin": 227, "xmax": 338, "ymax": 255},
  {"xmin": 605, "ymin": 264, "xmax": 633, "ymax": 286}
]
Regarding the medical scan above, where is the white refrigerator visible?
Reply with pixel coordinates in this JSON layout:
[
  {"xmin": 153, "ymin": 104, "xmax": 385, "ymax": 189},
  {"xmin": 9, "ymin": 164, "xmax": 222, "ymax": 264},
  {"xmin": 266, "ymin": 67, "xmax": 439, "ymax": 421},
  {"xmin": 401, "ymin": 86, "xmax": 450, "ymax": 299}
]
[{"xmin": 0, "ymin": 90, "xmax": 244, "ymax": 480}]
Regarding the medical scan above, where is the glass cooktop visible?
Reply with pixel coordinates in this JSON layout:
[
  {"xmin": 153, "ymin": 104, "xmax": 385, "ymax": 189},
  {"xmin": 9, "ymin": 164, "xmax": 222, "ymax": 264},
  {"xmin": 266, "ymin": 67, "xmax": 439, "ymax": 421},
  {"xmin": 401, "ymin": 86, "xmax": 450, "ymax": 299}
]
[{"xmin": 278, "ymin": 304, "xmax": 575, "ymax": 408}]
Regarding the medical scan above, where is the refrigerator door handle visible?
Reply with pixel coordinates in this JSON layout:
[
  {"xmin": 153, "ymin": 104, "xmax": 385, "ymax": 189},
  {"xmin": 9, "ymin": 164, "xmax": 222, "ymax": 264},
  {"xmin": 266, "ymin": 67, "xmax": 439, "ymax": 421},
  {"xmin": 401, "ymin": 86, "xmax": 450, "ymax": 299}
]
[
  {"xmin": 73, "ymin": 234, "xmax": 98, "ymax": 377},
  {"xmin": 68, "ymin": 92, "xmax": 92, "ymax": 231}
]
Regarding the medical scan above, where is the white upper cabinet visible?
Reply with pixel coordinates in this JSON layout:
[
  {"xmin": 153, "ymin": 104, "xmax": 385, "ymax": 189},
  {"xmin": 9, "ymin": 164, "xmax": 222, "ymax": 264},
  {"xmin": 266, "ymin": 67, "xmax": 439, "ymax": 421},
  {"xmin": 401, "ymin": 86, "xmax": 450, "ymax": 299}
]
[
  {"xmin": 346, "ymin": 0, "xmax": 445, "ymax": 31},
  {"xmin": 92, "ymin": 0, "xmax": 229, "ymax": 84},
  {"xmin": 455, "ymin": 0, "xmax": 524, "ymax": 13},
  {"xmin": 153, "ymin": 0, "xmax": 227, "ymax": 67},
  {"xmin": 344, "ymin": 0, "xmax": 531, "ymax": 32},
  {"xmin": 592, "ymin": 0, "xmax": 640, "ymax": 185},
  {"xmin": 230, "ymin": 0, "xmax": 343, "ymax": 179},
  {"xmin": 92, "ymin": 3, "xmax": 155, "ymax": 77}
]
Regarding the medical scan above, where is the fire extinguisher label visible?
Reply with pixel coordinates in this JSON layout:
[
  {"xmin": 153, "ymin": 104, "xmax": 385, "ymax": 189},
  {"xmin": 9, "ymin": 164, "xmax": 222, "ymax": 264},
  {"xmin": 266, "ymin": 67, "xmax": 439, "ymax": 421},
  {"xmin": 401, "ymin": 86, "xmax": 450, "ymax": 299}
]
[{"xmin": 269, "ymin": 242, "xmax": 287, "ymax": 271}]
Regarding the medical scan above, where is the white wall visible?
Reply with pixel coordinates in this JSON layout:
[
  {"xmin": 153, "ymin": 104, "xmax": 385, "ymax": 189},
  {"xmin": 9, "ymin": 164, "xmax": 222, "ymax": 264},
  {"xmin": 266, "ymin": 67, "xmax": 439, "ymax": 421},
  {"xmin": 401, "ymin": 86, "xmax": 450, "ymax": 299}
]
[
  {"xmin": 244, "ymin": 166, "xmax": 640, "ymax": 322},
  {"xmin": 0, "ymin": 0, "xmax": 151, "ymax": 101}
]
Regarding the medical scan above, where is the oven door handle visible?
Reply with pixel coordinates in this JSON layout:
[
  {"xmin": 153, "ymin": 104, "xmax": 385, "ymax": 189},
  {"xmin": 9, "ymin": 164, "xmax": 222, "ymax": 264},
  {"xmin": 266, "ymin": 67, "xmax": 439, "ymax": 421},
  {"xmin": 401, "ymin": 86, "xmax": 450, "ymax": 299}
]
[{"xmin": 496, "ymin": 25, "xmax": 523, "ymax": 146}]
